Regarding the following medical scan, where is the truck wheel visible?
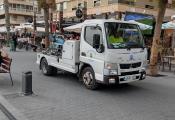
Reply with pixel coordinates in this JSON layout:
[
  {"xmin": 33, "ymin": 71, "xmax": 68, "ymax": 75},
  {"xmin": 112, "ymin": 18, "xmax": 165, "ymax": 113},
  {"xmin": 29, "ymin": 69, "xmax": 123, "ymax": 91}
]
[
  {"xmin": 81, "ymin": 67, "xmax": 98, "ymax": 90},
  {"xmin": 40, "ymin": 58, "xmax": 57, "ymax": 76}
]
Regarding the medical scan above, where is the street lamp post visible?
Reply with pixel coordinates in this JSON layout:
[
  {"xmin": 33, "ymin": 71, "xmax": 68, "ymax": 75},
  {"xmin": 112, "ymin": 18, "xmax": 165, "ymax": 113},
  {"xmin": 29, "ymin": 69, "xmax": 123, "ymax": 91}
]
[
  {"xmin": 56, "ymin": 0, "xmax": 70, "ymax": 34},
  {"xmin": 59, "ymin": 2, "xmax": 64, "ymax": 34},
  {"xmin": 32, "ymin": 0, "xmax": 37, "ymax": 46},
  {"xmin": 33, "ymin": 0, "xmax": 37, "ymax": 32},
  {"xmin": 4, "ymin": 0, "xmax": 10, "ymax": 45},
  {"xmin": 82, "ymin": 1, "xmax": 87, "ymax": 21}
]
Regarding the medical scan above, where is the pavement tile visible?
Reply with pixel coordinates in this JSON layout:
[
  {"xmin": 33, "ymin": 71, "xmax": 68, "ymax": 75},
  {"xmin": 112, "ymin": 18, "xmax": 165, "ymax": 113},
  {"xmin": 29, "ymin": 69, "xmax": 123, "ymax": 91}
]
[
  {"xmin": 1, "ymin": 49, "xmax": 175, "ymax": 120},
  {"xmin": 0, "ymin": 110, "xmax": 8, "ymax": 120}
]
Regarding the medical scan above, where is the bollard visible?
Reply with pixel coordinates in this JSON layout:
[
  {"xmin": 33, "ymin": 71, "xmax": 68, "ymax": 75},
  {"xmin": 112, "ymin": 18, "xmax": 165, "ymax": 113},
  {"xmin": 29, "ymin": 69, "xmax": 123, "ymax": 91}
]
[{"xmin": 22, "ymin": 71, "xmax": 33, "ymax": 95}]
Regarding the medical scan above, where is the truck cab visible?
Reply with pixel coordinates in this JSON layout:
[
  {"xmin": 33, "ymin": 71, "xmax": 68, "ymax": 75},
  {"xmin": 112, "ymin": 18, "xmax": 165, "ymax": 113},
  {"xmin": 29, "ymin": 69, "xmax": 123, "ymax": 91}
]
[{"xmin": 37, "ymin": 19, "xmax": 147, "ymax": 90}]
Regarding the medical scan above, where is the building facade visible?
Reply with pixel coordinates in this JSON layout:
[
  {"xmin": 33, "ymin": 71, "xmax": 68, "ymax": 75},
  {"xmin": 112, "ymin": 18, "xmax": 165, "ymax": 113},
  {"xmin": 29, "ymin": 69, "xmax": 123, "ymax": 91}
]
[
  {"xmin": 55, "ymin": 0, "xmax": 175, "ymax": 21},
  {"xmin": 0, "ymin": 0, "xmax": 43, "ymax": 26}
]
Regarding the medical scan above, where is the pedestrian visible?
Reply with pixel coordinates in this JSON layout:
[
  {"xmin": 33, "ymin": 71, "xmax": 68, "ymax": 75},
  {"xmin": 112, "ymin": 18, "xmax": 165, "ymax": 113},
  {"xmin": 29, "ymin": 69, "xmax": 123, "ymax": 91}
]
[
  {"xmin": 0, "ymin": 43, "xmax": 9, "ymax": 66},
  {"xmin": 12, "ymin": 32, "xmax": 18, "ymax": 51},
  {"xmin": 41, "ymin": 36, "xmax": 45, "ymax": 49}
]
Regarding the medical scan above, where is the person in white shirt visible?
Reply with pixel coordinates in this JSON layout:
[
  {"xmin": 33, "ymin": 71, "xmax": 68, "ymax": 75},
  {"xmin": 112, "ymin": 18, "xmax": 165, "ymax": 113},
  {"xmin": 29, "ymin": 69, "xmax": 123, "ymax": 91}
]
[{"xmin": 41, "ymin": 36, "xmax": 45, "ymax": 49}]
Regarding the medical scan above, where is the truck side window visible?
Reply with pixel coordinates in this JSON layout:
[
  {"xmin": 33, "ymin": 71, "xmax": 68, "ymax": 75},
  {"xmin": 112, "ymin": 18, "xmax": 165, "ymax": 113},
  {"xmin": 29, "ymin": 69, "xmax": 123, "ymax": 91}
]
[{"xmin": 84, "ymin": 26, "xmax": 103, "ymax": 47}]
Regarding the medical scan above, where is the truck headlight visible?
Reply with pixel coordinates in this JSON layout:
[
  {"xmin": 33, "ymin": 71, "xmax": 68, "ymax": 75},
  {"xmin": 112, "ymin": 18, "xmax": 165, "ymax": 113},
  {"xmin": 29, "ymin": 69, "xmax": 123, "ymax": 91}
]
[
  {"xmin": 105, "ymin": 63, "xmax": 118, "ymax": 69},
  {"xmin": 104, "ymin": 63, "xmax": 118, "ymax": 75}
]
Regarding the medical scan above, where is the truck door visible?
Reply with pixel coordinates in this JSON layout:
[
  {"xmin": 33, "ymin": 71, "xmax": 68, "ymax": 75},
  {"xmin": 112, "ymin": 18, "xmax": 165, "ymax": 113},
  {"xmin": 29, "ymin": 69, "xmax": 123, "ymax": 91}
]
[{"xmin": 80, "ymin": 25, "xmax": 105, "ymax": 82}]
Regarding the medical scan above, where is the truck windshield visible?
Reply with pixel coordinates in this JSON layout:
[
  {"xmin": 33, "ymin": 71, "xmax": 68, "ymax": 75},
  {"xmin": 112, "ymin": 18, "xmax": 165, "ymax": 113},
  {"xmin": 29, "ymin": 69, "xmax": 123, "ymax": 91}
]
[{"xmin": 105, "ymin": 22, "xmax": 144, "ymax": 49}]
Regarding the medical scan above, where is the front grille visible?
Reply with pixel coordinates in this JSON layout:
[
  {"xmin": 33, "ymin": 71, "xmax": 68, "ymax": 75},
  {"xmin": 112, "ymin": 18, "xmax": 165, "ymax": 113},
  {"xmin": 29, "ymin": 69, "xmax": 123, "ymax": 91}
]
[
  {"xmin": 120, "ymin": 62, "xmax": 141, "ymax": 69},
  {"xmin": 121, "ymin": 71, "xmax": 139, "ymax": 76}
]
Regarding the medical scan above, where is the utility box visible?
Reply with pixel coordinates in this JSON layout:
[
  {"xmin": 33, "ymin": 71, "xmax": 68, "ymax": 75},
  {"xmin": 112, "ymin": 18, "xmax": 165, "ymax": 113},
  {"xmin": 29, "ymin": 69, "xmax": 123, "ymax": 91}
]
[{"xmin": 22, "ymin": 71, "xmax": 33, "ymax": 95}]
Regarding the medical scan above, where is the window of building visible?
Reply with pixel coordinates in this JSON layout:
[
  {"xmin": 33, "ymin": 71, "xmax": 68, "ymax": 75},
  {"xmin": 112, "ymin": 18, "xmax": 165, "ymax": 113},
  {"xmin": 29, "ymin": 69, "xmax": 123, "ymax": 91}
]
[
  {"xmin": 26, "ymin": 5, "xmax": 29, "ymax": 10},
  {"xmin": 9, "ymin": 4, "xmax": 12, "ymax": 9},
  {"xmin": 108, "ymin": 0, "xmax": 118, "ymax": 4},
  {"xmin": 16, "ymin": 4, "xmax": 20, "ymax": 10},
  {"xmin": 0, "ymin": 4, "xmax": 4, "ymax": 10},
  {"xmin": 29, "ymin": 6, "xmax": 33, "ymax": 11},
  {"xmin": 63, "ymin": 2, "xmax": 67, "ymax": 10},
  {"xmin": 167, "ymin": 0, "xmax": 174, "ymax": 8},
  {"xmin": 145, "ymin": 5, "xmax": 154, "ymax": 9},
  {"xmin": 0, "ymin": 15, "xmax": 5, "ymax": 19},
  {"xmin": 21, "ymin": 5, "xmax": 25, "ymax": 10},
  {"xmin": 12, "ymin": 4, "xmax": 16, "ymax": 9},
  {"xmin": 94, "ymin": 0, "xmax": 101, "ymax": 7},
  {"xmin": 117, "ymin": 0, "xmax": 135, "ymax": 5},
  {"xmin": 56, "ymin": 3, "xmax": 60, "ymax": 11},
  {"xmin": 84, "ymin": 26, "xmax": 103, "ymax": 46},
  {"xmin": 13, "ymin": 15, "xmax": 17, "ymax": 21}
]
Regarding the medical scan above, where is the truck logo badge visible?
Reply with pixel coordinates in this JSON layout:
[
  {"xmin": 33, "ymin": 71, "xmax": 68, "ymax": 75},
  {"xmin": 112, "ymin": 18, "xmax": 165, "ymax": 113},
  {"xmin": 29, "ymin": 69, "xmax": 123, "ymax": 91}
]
[
  {"xmin": 90, "ymin": 53, "xmax": 93, "ymax": 58},
  {"xmin": 129, "ymin": 54, "xmax": 134, "ymax": 61}
]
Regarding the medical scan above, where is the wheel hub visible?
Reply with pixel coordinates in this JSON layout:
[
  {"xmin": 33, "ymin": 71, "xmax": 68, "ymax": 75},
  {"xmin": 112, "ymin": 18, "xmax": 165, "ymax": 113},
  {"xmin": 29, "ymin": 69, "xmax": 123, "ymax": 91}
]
[
  {"xmin": 83, "ymin": 72, "xmax": 93, "ymax": 85},
  {"xmin": 42, "ymin": 62, "xmax": 47, "ymax": 73}
]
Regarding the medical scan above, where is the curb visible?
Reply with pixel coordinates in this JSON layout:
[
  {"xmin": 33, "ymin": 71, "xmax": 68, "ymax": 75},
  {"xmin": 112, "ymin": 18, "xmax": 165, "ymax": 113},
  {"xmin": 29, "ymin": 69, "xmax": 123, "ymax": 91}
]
[{"xmin": 0, "ymin": 94, "xmax": 28, "ymax": 120}]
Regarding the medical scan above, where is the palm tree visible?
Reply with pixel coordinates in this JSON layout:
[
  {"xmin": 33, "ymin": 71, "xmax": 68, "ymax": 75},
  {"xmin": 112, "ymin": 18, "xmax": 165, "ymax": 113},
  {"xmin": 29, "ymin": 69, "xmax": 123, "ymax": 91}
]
[
  {"xmin": 149, "ymin": 0, "xmax": 170, "ymax": 76},
  {"xmin": 37, "ymin": 0, "xmax": 55, "ymax": 48},
  {"xmin": 4, "ymin": 0, "xmax": 10, "ymax": 45}
]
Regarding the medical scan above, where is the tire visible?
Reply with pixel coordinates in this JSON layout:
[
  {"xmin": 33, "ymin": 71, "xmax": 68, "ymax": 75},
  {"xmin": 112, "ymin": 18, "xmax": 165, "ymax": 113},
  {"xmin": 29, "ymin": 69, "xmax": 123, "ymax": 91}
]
[
  {"xmin": 81, "ymin": 67, "xmax": 99, "ymax": 90},
  {"xmin": 40, "ymin": 58, "xmax": 57, "ymax": 76}
]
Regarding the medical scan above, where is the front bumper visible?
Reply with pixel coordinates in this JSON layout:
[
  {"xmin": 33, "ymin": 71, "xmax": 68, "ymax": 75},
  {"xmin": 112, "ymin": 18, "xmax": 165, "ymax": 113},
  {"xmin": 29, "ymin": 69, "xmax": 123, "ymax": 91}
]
[{"xmin": 102, "ymin": 71, "xmax": 146, "ymax": 85}]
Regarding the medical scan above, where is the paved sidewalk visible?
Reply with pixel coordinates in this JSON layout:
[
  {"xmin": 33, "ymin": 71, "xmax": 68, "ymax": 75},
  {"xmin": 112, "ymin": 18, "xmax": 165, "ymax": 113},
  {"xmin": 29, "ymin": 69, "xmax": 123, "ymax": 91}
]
[
  {"xmin": 0, "ymin": 93, "xmax": 28, "ymax": 120},
  {"xmin": 0, "ymin": 110, "xmax": 8, "ymax": 120},
  {"xmin": 0, "ymin": 49, "xmax": 175, "ymax": 120},
  {"xmin": 2, "ymin": 72, "xmax": 175, "ymax": 120}
]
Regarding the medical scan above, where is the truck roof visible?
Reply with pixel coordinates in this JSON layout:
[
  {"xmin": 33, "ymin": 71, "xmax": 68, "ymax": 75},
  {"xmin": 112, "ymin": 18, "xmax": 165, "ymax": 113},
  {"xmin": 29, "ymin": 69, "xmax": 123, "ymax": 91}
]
[
  {"xmin": 83, "ymin": 19, "xmax": 138, "ymax": 25},
  {"xmin": 63, "ymin": 19, "xmax": 138, "ymax": 33}
]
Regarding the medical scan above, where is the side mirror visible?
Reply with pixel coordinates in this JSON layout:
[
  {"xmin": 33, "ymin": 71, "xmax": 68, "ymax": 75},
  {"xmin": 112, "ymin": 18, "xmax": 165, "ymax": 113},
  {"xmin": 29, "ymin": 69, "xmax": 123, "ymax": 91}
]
[
  {"xmin": 93, "ymin": 34, "xmax": 104, "ymax": 53},
  {"xmin": 93, "ymin": 34, "xmax": 100, "ymax": 49}
]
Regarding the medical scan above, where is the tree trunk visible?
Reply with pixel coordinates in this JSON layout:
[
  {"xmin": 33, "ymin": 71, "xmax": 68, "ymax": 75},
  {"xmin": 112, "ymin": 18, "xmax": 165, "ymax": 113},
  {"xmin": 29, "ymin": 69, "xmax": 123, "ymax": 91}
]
[
  {"xmin": 149, "ymin": 1, "xmax": 167, "ymax": 76},
  {"xmin": 172, "ymin": 30, "xmax": 175, "ymax": 49},
  {"xmin": 4, "ymin": 0, "xmax": 10, "ymax": 45},
  {"xmin": 44, "ymin": 7, "xmax": 50, "ymax": 48}
]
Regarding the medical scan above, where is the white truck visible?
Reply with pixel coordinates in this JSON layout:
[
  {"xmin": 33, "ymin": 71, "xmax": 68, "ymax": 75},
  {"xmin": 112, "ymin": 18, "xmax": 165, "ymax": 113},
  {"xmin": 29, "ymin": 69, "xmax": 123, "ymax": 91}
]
[{"xmin": 37, "ymin": 19, "xmax": 147, "ymax": 90}]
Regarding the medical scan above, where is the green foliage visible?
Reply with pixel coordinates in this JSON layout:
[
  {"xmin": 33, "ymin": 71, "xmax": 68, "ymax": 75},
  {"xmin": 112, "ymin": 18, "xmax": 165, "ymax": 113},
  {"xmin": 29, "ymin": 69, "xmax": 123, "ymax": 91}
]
[{"xmin": 37, "ymin": 0, "xmax": 56, "ymax": 9}]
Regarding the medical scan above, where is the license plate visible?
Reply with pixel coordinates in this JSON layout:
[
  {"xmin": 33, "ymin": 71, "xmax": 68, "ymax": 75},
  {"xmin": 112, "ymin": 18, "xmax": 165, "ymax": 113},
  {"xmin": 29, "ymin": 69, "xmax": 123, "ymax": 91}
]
[
  {"xmin": 124, "ymin": 75, "xmax": 137, "ymax": 81},
  {"xmin": 132, "ymin": 75, "xmax": 137, "ymax": 79},
  {"xmin": 124, "ymin": 76, "xmax": 131, "ymax": 81}
]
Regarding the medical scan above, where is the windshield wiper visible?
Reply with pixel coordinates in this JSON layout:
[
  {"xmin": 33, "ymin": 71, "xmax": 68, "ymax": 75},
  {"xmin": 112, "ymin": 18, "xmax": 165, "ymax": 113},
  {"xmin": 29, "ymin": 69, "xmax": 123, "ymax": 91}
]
[{"xmin": 125, "ymin": 41, "xmax": 144, "ymax": 49}]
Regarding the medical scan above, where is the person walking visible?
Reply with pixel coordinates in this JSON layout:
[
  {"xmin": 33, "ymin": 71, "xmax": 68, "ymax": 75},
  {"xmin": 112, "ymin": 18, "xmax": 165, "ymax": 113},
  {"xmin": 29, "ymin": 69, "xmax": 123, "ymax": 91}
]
[
  {"xmin": 41, "ymin": 36, "xmax": 45, "ymax": 49},
  {"xmin": 0, "ymin": 43, "xmax": 9, "ymax": 66},
  {"xmin": 12, "ymin": 32, "xmax": 18, "ymax": 51}
]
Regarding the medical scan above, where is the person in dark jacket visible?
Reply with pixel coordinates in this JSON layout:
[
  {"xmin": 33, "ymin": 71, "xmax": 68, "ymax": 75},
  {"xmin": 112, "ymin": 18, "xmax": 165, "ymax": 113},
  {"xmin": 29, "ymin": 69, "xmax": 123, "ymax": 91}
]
[{"xmin": 12, "ymin": 32, "xmax": 18, "ymax": 51}]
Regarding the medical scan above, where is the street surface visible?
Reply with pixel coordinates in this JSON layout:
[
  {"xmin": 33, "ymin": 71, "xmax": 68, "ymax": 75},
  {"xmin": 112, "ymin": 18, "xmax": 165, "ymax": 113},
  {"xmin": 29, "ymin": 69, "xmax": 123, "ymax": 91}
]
[
  {"xmin": 0, "ymin": 110, "xmax": 8, "ymax": 120},
  {"xmin": 0, "ymin": 49, "xmax": 175, "ymax": 120}
]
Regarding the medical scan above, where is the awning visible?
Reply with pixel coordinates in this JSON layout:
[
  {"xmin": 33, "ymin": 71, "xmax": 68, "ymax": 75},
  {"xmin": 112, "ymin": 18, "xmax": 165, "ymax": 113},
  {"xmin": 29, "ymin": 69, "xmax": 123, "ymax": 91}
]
[
  {"xmin": 63, "ymin": 22, "xmax": 84, "ymax": 33},
  {"xmin": 0, "ymin": 27, "xmax": 15, "ymax": 33},
  {"xmin": 162, "ymin": 21, "xmax": 175, "ymax": 29},
  {"xmin": 129, "ymin": 20, "xmax": 153, "ymax": 30}
]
